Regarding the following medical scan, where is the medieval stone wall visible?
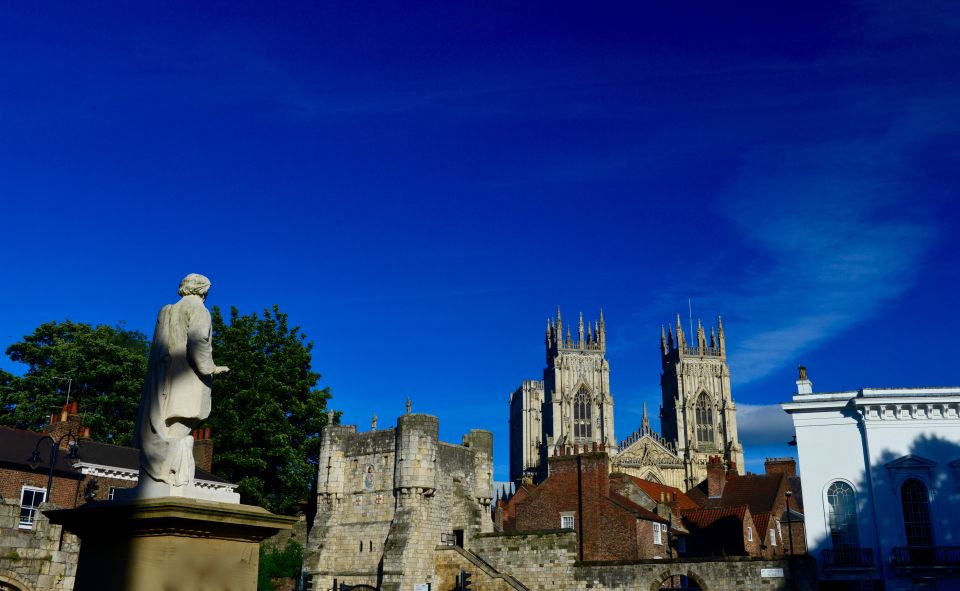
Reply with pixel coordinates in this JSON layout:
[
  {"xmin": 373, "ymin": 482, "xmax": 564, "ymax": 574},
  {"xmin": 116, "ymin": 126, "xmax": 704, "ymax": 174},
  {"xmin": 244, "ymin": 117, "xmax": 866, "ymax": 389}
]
[
  {"xmin": 0, "ymin": 500, "xmax": 80, "ymax": 591},
  {"xmin": 469, "ymin": 530, "xmax": 819, "ymax": 591}
]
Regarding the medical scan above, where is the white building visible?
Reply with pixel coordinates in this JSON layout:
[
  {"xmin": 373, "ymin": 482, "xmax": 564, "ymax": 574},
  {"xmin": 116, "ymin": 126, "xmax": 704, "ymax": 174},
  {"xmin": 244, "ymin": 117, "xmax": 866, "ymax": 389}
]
[{"xmin": 782, "ymin": 368, "xmax": 960, "ymax": 591}]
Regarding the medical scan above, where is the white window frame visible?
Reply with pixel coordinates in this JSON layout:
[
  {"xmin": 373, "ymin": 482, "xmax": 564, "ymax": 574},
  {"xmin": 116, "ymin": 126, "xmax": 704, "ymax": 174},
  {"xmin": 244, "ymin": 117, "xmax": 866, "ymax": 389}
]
[
  {"xmin": 19, "ymin": 486, "xmax": 47, "ymax": 530},
  {"xmin": 747, "ymin": 526, "xmax": 753, "ymax": 541},
  {"xmin": 108, "ymin": 487, "xmax": 117, "ymax": 500},
  {"xmin": 560, "ymin": 512, "xmax": 575, "ymax": 530},
  {"xmin": 776, "ymin": 520, "xmax": 782, "ymax": 541},
  {"xmin": 770, "ymin": 528, "xmax": 777, "ymax": 546},
  {"xmin": 653, "ymin": 522, "xmax": 663, "ymax": 545}
]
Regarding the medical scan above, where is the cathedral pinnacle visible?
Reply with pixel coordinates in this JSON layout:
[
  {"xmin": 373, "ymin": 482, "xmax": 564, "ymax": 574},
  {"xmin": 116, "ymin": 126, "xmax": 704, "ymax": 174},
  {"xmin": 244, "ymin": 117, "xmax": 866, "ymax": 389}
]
[
  {"xmin": 642, "ymin": 402, "xmax": 650, "ymax": 432},
  {"xmin": 717, "ymin": 315, "xmax": 726, "ymax": 356},
  {"xmin": 578, "ymin": 312, "xmax": 585, "ymax": 349},
  {"xmin": 675, "ymin": 313, "xmax": 686, "ymax": 348}
]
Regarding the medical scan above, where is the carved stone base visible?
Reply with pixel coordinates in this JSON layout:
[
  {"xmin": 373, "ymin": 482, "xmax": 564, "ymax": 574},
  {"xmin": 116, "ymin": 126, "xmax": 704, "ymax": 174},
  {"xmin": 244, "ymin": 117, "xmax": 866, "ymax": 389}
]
[{"xmin": 46, "ymin": 497, "xmax": 296, "ymax": 591}]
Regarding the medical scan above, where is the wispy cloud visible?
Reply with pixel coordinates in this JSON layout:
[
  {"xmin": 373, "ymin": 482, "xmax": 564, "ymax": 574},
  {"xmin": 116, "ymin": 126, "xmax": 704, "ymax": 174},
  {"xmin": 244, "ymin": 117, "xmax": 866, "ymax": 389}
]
[{"xmin": 718, "ymin": 133, "xmax": 940, "ymax": 383}]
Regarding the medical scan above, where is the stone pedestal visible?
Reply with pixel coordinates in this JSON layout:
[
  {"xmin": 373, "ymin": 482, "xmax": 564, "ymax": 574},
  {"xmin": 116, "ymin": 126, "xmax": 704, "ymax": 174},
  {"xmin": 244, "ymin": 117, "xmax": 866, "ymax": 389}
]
[{"xmin": 46, "ymin": 497, "xmax": 297, "ymax": 591}]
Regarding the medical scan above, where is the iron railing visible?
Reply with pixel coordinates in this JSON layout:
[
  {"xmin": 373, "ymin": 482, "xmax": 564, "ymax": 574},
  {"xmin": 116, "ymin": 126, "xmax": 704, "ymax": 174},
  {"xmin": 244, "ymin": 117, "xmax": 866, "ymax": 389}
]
[
  {"xmin": 822, "ymin": 548, "xmax": 874, "ymax": 568},
  {"xmin": 891, "ymin": 546, "xmax": 960, "ymax": 566}
]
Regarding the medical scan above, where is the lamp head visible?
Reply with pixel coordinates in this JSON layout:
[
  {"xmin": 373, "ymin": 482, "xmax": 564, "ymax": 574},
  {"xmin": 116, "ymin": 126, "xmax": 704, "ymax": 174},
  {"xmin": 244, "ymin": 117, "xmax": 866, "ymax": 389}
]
[{"xmin": 27, "ymin": 450, "xmax": 42, "ymax": 470}]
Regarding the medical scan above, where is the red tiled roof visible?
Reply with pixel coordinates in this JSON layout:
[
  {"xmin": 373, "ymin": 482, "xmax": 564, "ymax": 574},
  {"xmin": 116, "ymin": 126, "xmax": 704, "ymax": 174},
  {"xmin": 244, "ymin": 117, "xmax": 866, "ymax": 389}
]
[
  {"xmin": 687, "ymin": 472, "xmax": 784, "ymax": 515},
  {"xmin": 681, "ymin": 505, "xmax": 748, "ymax": 528},
  {"xmin": 628, "ymin": 476, "xmax": 699, "ymax": 510}
]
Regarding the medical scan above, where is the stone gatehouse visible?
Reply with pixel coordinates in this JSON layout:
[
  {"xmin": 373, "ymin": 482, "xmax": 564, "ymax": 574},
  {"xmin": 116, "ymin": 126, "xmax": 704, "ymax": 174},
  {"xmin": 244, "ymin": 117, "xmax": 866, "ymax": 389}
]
[{"xmin": 304, "ymin": 412, "xmax": 494, "ymax": 591}]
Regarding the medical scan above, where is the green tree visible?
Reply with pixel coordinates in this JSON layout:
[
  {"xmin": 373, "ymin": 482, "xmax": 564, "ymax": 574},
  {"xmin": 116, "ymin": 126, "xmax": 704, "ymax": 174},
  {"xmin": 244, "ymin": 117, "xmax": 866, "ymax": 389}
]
[
  {"xmin": 0, "ymin": 320, "xmax": 149, "ymax": 445},
  {"xmin": 257, "ymin": 539, "xmax": 304, "ymax": 591},
  {"xmin": 209, "ymin": 305, "xmax": 333, "ymax": 514}
]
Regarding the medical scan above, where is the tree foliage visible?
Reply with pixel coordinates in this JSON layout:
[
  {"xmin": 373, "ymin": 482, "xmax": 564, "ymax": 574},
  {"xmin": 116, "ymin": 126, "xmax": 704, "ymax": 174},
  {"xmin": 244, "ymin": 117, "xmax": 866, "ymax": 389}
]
[
  {"xmin": 0, "ymin": 307, "xmax": 335, "ymax": 515},
  {"xmin": 0, "ymin": 321, "xmax": 149, "ymax": 444},
  {"xmin": 258, "ymin": 539, "xmax": 304, "ymax": 591},
  {"xmin": 209, "ymin": 305, "xmax": 333, "ymax": 515}
]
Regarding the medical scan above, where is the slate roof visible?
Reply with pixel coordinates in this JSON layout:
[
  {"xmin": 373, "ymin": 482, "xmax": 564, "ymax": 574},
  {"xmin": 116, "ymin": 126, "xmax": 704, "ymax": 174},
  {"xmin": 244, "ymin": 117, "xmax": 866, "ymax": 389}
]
[
  {"xmin": 76, "ymin": 439, "xmax": 231, "ymax": 484},
  {"xmin": 0, "ymin": 426, "xmax": 231, "ymax": 485},
  {"xmin": 0, "ymin": 426, "xmax": 80, "ymax": 477}
]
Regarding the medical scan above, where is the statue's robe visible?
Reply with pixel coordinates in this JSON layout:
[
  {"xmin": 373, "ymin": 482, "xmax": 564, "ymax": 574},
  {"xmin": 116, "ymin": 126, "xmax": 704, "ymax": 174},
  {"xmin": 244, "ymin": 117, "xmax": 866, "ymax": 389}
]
[{"xmin": 134, "ymin": 294, "xmax": 217, "ymax": 486}]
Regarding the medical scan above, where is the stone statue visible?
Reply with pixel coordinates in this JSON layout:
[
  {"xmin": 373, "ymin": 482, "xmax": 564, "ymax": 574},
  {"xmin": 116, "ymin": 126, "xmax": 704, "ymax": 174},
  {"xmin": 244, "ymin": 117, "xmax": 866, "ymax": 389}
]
[
  {"xmin": 405, "ymin": 398, "xmax": 412, "ymax": 414},
  {"xmin": 134, "ymin": 273, "xmax": 229, "ymax": 494}
]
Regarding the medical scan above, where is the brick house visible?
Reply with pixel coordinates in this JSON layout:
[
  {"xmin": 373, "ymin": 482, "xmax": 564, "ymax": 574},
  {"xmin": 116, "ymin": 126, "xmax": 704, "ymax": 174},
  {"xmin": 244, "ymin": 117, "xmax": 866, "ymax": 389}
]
[
  {"xmin": 684, "ymin": 456, "xmax": 806, "ymax": 558},
  {"xmin": 500, "ymin": 445, "xmax": 677, "ymax": 561},
  {"xmin": 0, "ymin": 402, "xmax": 234, "ymax": 591}
]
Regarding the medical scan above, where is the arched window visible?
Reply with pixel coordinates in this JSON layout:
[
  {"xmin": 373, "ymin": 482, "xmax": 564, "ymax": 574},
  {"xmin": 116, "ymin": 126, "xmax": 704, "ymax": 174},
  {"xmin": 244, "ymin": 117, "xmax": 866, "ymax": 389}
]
[
  {"xmin": 826, "ymin": 481, "xmax": 859, "ymax": 549},
  {"xmin": 694, "ymin": 393, "xmax": 715, "ymax": 445},
  {"xmin": 573, "ymin": 386, "xmax": 592, "ymax": 441},
  {"xmin": 900, "ymin": 478, "xmax": 933, "ymax": 547}
]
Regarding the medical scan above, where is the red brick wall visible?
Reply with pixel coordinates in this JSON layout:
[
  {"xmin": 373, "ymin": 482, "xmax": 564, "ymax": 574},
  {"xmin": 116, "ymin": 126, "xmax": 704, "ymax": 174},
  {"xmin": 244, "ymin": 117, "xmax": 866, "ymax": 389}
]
[
  {"xmin": 510, "ymin": 451, "xmax": 667, "ymax": 561},
  {"xmin": 0, "ymin": 467, "xmax": 81, "ymax": 509},
  {"xmin": 192, "ymin": 427, "xmax": 214, "ymax": 472}
]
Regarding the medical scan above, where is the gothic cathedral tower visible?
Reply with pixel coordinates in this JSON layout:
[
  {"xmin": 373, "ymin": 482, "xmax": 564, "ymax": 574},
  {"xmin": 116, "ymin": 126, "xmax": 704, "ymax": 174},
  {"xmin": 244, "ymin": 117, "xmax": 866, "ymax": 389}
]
[
  {"xmin": 659, "ymin": 315, "xmax": 744, "ymax": 488},
  {"xmin": 509, "ymin": 308, "xmax": 615, "ymax": 482}
]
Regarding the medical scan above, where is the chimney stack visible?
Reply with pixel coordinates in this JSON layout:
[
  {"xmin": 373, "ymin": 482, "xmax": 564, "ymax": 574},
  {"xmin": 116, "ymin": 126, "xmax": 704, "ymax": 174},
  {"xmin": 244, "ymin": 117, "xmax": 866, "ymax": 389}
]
[
  {"xmin": 764, "ymin": 457, "xmax": 797, "ymax": 478},
  {"xmin": 192, "ymin": 427, "xmax": 214, "ymax": 473},
  {"xmin": 46, "ymin": 401, "xmax": 83, "ymax": 447},
  {"xmin": 707, "ymin": 456, "xmax": 726, "ymax": 498}
]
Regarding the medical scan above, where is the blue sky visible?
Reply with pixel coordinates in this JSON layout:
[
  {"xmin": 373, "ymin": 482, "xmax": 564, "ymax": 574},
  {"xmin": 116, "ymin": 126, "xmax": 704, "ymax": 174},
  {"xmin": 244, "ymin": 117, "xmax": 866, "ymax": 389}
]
[{"xmin": 2, "ymin": 1, "xmax": 958, "ymax": 479}]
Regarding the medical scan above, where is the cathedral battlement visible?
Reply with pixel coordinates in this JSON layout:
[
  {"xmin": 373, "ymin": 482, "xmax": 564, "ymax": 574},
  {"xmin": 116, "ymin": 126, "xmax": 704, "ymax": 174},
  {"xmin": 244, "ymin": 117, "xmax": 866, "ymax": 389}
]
[
  {"xmin": 545, "ymin": 307, "xmax": 606, "ymax": 359},
  {"xmin": 661, "ymin": 314, "xmax": 726, "ymax": 364}
]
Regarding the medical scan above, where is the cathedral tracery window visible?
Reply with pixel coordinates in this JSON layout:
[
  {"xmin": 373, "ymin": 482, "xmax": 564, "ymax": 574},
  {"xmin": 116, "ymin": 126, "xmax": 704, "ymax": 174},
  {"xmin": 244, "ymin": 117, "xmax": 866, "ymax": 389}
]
[
  {"xmin": 574, "ymin": 386, "xmax": 592, "ymax": 441},
  {"xmin": 694, "ymin": 392, "xmax": 715, "ymax": 446}
]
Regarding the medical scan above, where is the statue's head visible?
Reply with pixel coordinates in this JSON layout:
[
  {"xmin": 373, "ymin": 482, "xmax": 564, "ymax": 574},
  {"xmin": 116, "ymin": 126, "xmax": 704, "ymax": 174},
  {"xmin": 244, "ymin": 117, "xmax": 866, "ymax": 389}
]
[{"xmin": 178, "ymin": 273, "xmax": 212, "ymax": 298}]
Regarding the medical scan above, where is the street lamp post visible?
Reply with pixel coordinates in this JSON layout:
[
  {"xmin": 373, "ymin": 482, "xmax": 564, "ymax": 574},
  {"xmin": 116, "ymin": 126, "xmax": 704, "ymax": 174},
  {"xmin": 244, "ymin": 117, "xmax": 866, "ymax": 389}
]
[
  {"xmin": 785, "ymin": 490, "xmax": 794, "ymax": 555},
  {"xmin": 27, "ymin": 433, "xmax": 80, "ymax": 504}
]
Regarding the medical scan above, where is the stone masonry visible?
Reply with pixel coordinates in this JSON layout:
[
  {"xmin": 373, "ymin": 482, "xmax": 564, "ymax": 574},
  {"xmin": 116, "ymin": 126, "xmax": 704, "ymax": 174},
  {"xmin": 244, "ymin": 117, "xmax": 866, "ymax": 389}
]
[
  {"xmin": 304, "ymin": 412, "xmax": 493, "ymax": 591},
  {"xmin": 0, "ymin": 499, "xmax": 80, "ymax": 591},
  {"xmin": 467, "ymin": 530, "xmax": 819, "ymax": 591}
]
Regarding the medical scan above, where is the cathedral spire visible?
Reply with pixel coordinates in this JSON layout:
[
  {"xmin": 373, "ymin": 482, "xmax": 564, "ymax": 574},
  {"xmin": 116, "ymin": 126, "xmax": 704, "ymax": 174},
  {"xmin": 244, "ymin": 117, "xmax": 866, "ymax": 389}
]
[
  {"xmin": 660, "ymin": 324, "xmax": 667, "ymax": 355},
  {"xmin": 566, "ymin": 326, "xmax": 572, "ymax": 347},
  {"xmin": 642, "ymin": 402, "xmax": 650, "ymax": 432},
  {"xmin": 697, "ymin": 319, "xmax": 706, "ymax": 353}
]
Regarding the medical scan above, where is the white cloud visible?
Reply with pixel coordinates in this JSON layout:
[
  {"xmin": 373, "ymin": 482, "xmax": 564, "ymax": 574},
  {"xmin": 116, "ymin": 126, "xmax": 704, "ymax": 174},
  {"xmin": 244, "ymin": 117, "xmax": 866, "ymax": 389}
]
[{"xmin": 736, "ymin": 403, "xmax": 795, "ymax": 447}]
